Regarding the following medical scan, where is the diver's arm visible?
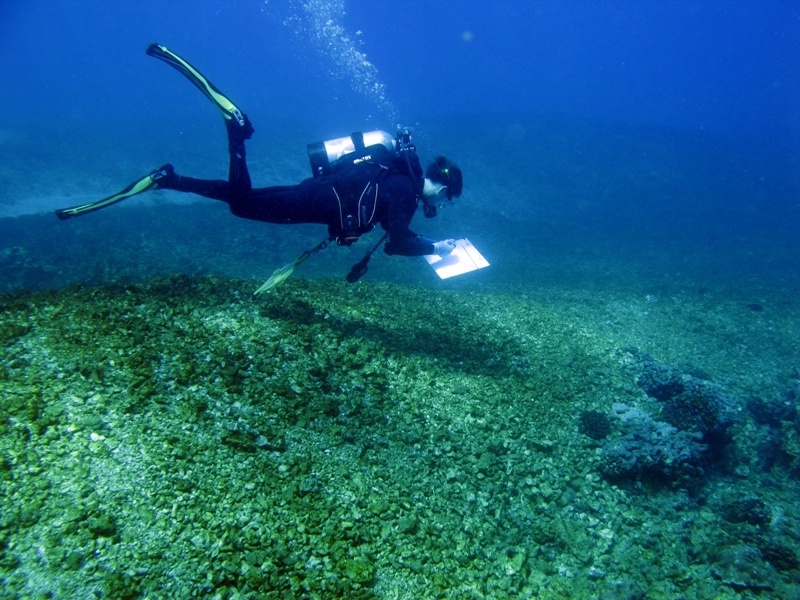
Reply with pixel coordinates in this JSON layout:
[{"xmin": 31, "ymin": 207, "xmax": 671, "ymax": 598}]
[
  {"xmin": 381, "ymin": 176, "xmax": 437, "ymax": 256},
  {"xmin": 385, "ymin": 233, "xmax": 436, "ymax": 256}
]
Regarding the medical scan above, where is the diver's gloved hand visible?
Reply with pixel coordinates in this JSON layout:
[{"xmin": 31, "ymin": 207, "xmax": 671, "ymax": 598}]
[{"xmin": 432, "ymin": 239, "xmax": 457, "ymax": 256}]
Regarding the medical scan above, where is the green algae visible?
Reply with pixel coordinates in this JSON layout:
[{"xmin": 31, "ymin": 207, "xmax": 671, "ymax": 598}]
[{"xmin": 0, "ymin": 274, "xmax": 798, "ymax": 599}]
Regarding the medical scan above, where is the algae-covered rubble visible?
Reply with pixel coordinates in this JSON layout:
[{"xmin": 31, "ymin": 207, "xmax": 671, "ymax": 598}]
[{"xmin": 1, "ymin": 275, "xmax": 799, "ymax": 599}]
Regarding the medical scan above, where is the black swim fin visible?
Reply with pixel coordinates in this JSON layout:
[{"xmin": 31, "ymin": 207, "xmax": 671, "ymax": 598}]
[
  {"xmin": 146, "ymin": 43, "xmax": 246, "ymax": 127},
  {"xmin": 55, "ymin": 165, "xmax": 173, "ymax": 220}
]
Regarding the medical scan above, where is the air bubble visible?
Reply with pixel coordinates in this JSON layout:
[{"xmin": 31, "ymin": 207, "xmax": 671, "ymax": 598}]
[{"xmin": 287, "ymin": 0, "xmax": 399, "ymax": 122}]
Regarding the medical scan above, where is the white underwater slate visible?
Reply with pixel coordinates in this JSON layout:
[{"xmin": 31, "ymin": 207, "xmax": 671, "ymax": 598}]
[{"xmin": 424, "ymin": 238, "xmax": 490, "ymax": 279}]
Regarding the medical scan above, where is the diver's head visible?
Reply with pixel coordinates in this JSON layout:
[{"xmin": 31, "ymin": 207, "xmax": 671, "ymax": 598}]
[{"xmin": 424, "ymin": 156, "xmax": 463, "ymax": 202}]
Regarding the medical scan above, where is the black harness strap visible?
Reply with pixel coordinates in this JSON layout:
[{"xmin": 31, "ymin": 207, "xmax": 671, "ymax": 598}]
[{"xmin": 331, "ymin": 176, "xmax": 382, "ymax": 244}]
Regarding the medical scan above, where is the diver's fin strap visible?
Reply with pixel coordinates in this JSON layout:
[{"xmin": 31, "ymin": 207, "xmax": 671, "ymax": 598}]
[
  {"xmin": 54, "ymin": 172, "xmax": 159, "ymax": 220},
  {"xmin": 146, "ymin": 43, "xmax": 244, "ymax": 126}
]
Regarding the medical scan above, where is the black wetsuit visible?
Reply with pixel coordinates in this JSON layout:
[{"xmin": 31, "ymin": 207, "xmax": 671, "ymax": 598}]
[{"xmin": 163, "ymin": 124, "xmax": 437, "ymax": 256}]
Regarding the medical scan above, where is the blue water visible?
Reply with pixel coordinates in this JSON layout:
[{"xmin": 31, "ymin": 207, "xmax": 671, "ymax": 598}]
[
  {"xmin": 3, "ymin": 1, "xmax": 798, "ymax": 131},
  {"xmin": 2, "ymin": 1, "xmax": 800, "ymax": 597}
]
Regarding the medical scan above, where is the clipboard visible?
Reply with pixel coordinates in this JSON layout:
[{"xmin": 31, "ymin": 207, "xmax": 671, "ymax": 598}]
[{"xmin": 424, "ymin": 238, "xmax": 490, "ymax": 279}]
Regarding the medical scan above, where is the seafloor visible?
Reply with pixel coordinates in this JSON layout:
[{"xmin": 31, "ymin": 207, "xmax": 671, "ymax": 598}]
[{"xmin": 1, "ymin": 116, "xmax": 799, "ymax": 598}]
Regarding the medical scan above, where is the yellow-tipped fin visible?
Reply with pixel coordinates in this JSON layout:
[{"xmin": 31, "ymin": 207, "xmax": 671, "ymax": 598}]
[
  {"xmin": 55, "ymin": 170, "xmax": 160, "ymax": 220},
  {"xmin": 146, "ymin": 43, "xmax": 244, "ymax": 125},
  {"xmin": 254, "ymin": 238, "xmax": 332, "ymax": 295}
]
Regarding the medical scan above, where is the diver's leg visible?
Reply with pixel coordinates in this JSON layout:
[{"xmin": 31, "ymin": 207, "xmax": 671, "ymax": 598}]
[
  {"xmin": 154, "ymin": 113, "xmax": 255, "ymax": 205},
  {"xmin": 55, "ymin": 45, "xmax": 257, "ymax": 220},
  {"xmin": 226, "ymin": 179, "xmax": 337, "ymax": 225},
  {"xmin": 146, "ymin": 44, "xmax": 331, "ymax": 225},
  {"xmin": 146, "ymin": 43, "xmax": 256, "ymax": 203},
  {"xmin": 226, "ymin": 118, "xmax": 254, "ymax": 197},
  {"xmin": 159, "ymin": 169, "xmax": 231, "ymax": 202}
]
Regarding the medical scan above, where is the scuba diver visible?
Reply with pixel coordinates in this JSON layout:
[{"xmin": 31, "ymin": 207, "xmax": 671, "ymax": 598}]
[{"xmin": 56, "ymin": 44, "xmax": 463, "ymax": 265}]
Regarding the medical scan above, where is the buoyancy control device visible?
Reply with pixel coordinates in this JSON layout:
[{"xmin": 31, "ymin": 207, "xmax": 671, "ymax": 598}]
[{"xmin": 306, "ymin": 129, "xmax": 420, "ymax": 245}]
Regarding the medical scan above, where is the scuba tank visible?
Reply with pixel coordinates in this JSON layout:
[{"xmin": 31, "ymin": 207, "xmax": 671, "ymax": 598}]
[{"xmin": 307, "ymin": 130, "xmax": 397, "ymax": 177}]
